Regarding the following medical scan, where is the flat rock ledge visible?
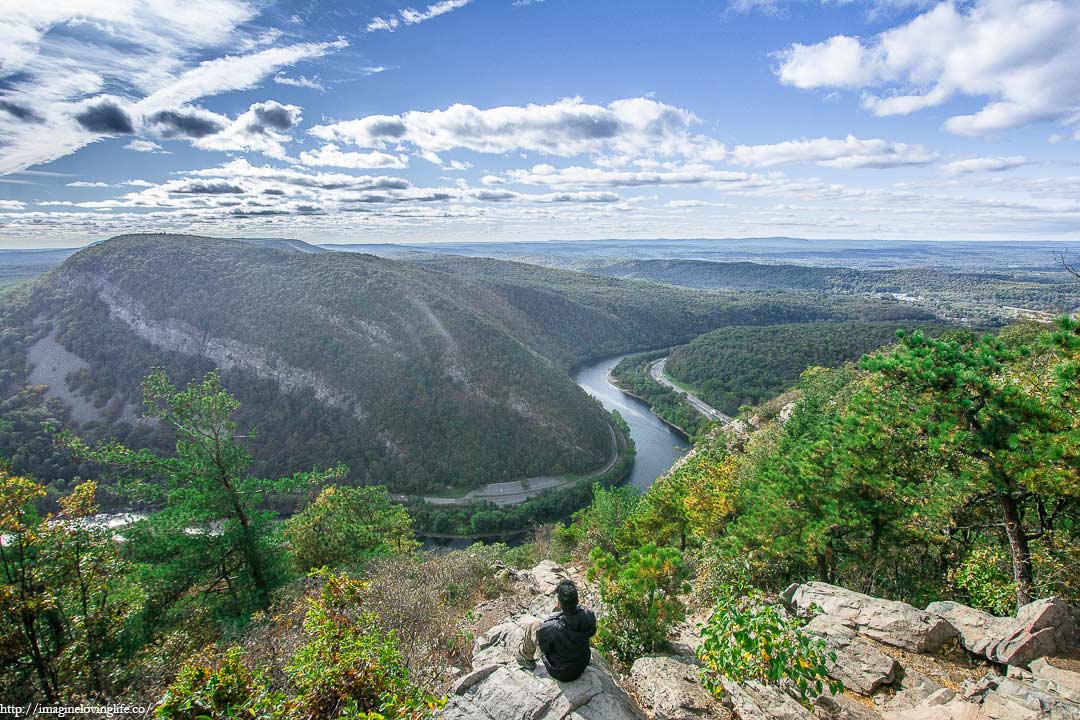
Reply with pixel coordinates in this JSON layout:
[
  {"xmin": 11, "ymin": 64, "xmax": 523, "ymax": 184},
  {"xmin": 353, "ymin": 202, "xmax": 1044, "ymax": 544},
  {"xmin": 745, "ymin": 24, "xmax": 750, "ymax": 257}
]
[
  {"xmin": 629, "ymin": 655, "xmax": 730, "ymax": 720},
  {"xmin": 781, "ymin": 582, "xmax": 957, "ymax": 654},
  {"xmin": 438, "ymin": 562, "xmax": 645, "ymax": 720}
]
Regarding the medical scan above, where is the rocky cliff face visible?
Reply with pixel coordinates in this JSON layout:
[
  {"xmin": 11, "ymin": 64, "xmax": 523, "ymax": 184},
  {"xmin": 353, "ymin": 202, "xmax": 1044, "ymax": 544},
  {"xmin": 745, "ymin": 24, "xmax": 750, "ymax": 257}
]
[
  {"xmin": 63, "ymin": 271, "xmax": 365, "ymax": 419},
  {"xmin": 452, "ymin": 564, "xmax": 1080, "ymax": 720}
]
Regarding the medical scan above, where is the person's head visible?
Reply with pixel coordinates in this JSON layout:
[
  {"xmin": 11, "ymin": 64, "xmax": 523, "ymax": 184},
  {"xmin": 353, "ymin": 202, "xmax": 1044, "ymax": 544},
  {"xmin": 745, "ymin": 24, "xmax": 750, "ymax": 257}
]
[{"xmin": 556, "ymin": 579, "xmax": 579, "ymax": 614}]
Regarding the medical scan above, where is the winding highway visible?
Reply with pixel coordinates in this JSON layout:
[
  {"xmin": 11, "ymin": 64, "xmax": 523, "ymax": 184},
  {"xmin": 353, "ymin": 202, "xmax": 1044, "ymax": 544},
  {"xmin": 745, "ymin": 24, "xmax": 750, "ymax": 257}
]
[{"xmin": 649, "ymin": 358, "xmax": 732, "ymax": 424}]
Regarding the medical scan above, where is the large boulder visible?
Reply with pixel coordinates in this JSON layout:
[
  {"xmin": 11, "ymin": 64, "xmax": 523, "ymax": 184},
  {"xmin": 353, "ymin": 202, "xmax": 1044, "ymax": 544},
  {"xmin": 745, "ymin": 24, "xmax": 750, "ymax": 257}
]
[
  {"xmin": 805, "ymin": 615, "xmax": 900, "ymax": 695},
  {"xmin": 629, "ymin": 655, "xmax": 729, "ymax": 720},
  {"xmin": 439, "ymin": 617, "xmax": 644, "ymax": 720},
  {"xmin": 781, "ymin": 583, "xmax": 957, "ymax": 654},
  {"xmin": 926, "ymin": 598, "xmax": 1080, "ymax": 666}
]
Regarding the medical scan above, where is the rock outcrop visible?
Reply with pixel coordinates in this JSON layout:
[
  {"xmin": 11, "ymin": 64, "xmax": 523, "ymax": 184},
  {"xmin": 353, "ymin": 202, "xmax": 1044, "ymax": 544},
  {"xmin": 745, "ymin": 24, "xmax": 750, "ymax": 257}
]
[
  {"xmin": 804, "ymin": 615, "xmax": 900, "ymax": 695},
  {"xmin": 447, "ymin": 564, "xmax": 1079, "ymax": 720},
  {"xmin": 781, "ymin": 582, "xmax": 957, "ymax": 653},
  {"xmin": 438, "ymin": 562, "xmax": 644, "ymax": 720},
  {"xmin": 629, "ymin": 655, "xmax": 729, "ymax": 720},
  {"xmin": 926, "ymin": 598, "xmax": 1080, "ymax": 666}
]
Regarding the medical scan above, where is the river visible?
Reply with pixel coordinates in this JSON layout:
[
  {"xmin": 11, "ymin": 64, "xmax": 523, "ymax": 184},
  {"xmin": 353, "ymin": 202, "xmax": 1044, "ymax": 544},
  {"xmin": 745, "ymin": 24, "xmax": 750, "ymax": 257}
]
[
  {"xmin": 574, "ymin": 354, "xmax": 691, "ymax": 492},
  {"xmin": 88, "ymin": 354, "xmax": 690, "ymax": 537}
]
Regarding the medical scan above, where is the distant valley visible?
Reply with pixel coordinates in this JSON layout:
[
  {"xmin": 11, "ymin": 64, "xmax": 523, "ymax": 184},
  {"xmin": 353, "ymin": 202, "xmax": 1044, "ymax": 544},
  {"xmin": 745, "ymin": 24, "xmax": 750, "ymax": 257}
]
[{"xmin": 1, "ymin": 234, "xmax": 936, "ymax": 510}]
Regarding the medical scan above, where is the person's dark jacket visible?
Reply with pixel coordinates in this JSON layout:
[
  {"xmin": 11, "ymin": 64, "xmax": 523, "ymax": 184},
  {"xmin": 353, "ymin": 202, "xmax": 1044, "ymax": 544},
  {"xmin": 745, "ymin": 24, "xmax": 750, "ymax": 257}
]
[{"xmin": 536, "ymin": 607, "xmax": 596, "ymax": 682}]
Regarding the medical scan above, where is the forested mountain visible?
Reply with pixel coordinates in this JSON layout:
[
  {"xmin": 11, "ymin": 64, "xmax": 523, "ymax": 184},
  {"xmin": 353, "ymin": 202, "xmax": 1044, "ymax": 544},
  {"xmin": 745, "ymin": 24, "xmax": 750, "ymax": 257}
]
[
  {"xmin": 0, "ymin": 234, "xmax": 932, "ymax": 501},
  {"xmin": 3, "ymin": 235, "xmax": 615, "ymax": 498},
  {"xmin": 665, "ymin": 321, "xmax": 956, "ymax": 415},
  {"xmin": 395, "ymin": 253, "xmax": 934, "ymax": 367}
]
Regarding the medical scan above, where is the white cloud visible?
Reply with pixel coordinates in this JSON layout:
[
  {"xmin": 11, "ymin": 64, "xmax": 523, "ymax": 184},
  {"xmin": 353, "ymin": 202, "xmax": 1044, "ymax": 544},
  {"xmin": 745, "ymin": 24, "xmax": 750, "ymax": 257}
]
[
  {"xmin": 941, "ymin": 156, "xmax": 1029, "ymax": 176},
  {"xmin": 774, "ymin": 0, "xmax": 1080, "ymax": 136},
  {"xmin": 0, "ymin": 200, "xmax": 26, "ymax": 210},
  {"xmin": 310, "ymin": 97, "xmax": 701, "ymax": 159},
  {"xmin": 367, "ymin": 0, "xmax": 472, "ymax": 32},
  {"xmin": 125, "ymin": 139, "xmax": 166, "ymax": 153},
  {"xmin": 298, "ymin": 144, "xmax": 410, "ymax": 169},
  {"xmin": 728, "ymin": 135, "xmax": 937, "ymax": 168},
  {"xmin": 0, "ymin": 0, "xmax": 347, "ymax": 174},
  {"xmin": 273, "ymin": 73, "xmax": 325, "ymax": 91},
  {"xmin": 65, "ymin": 181, "xmax": 111, "ymax": 188},
  {"xmin": 191, "ymin": 101, "xmax": 302, "ymax": 159},
  {"xmin": 467, "ymin": 189, "xmax": 621, "ymax": 203},
  {"xmin": 136, "ymin": 39, "xmax": 347, "ymax": 114},
  {"xmin": 504, "ymin": 163, "xmax": 750, "ymax": 188}
]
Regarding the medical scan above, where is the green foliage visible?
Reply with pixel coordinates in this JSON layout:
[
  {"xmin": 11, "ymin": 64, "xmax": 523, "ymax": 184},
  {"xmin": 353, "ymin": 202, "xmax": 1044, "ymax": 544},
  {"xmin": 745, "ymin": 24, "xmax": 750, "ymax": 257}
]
[
  {"xmin": 610, "ymin": 352, "xmax": 707, "ymax": 436},
  {"xmin": 284, "ymin": 572, "xmax": 443, "ymax": 720},
  {"xmin": 284, "ymin": 485, "xmax": 417, "ymax": 572},
  {"xmin": 156, "ymin": 647, "xmax": 282, "ymax": 720},
  {"xmin": 951, "ymin": 546, "xmax": 1016, "ymax": 616},
  {"xmin": 66, "ymin": 370, "xmax": 345, "ymax": 619},
  {"xmin": 697, "ymin": 588, "xmax": 842, "ymax": 704},
  {"xmin": 157, "ymin": 572, "xmax": 442, "ymax": 720},
  {"xmin": 665, "ymin": 321, "xmax": 955, "ymax": 416},
  {"xmin": 859, "ymin": 325, "xmax": 1079, "ymax": 608},
  {"xmin": 552, "ymin": 483, "xmax": 640, "ymax": 561},
  {"xmin": 588, "ymin": 543, "xmax": 690, "ymax": 663},
  {"xmin": 408, "ymin": 417, "xmax": 634, "ymax": 537},
  {"xmin": 0, "ymin": 473, "xmax": 140, "ymax": 702}
]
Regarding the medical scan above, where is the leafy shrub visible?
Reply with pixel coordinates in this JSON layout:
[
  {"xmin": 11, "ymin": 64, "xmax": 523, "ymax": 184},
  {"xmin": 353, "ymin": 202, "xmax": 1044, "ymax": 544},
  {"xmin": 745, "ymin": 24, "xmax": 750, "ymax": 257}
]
[
  {"xmin": 554, "ymin": 483, "xmax": 640, "ymax": 561},
  {"xmin": 588, "ymin": 543, "xmax": 690, "ymax": 663},
  {"xmin": 358, "ymin": 548, "xmax": 507, "ymax": 687},
  {"xmin": 285, "ymin": 572, "xmax": 443, "ymax": 720},
  {"xmin": 157, "ymin": 571, "xmax": 443, "ymax": 720},
  {"xmin": 284, "ymin": 485, "xmax": 418, "ymax": 572},
  {"xmin": 157, "ymin": 647, "xmax": 281, "ymax": 720},
  {"xmin": 697, "ymin": 588, "xmax": 842, "ymax": 704},
  {"xmin": 951, "ymin": 545, "xmax": 1016, "ymax": 616}
]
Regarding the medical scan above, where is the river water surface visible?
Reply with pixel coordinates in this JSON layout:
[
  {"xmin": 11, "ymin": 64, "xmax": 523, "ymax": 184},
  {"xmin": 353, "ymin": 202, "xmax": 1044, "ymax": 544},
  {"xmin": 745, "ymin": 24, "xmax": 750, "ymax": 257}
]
[{"xmin": 574, "ymin": 354, "xmax": 691, "ymax": 492}]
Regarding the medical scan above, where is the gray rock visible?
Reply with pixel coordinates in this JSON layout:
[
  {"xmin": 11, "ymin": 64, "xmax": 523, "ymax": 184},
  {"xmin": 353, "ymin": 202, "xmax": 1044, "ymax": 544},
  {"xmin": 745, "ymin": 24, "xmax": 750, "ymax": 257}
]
[
  {"xmin": 439, "ymin": 617, "xmax": 644, "ymax": 720},
  {"xmin": 1030, "ymin": 658, "xmax": 1080, "ymax": 702},
  {"xmin": 813, "ymin": 694, "xmax": 883, "ymax": 720},
  {"xmin": 926, "ymin": 598, "xmax": 1080, "ymax": 666},
  {"xmin": 990, "ymin": 675, "xmax": 1080, "ymax": 720},
  {"xmin": 719, "ymin": 678, "xmax": 815, "ymax": 720},
  {"xmin": 880, "ymin": 669, "xmax": 949, "ymax": 712},
  {"xmin": 782, "ymin": 583, "xmax": 957, "ymax": 654},
  {"xmin": 951, "ymin": 671, "xmax": 1080, "ymax": 720},
  {"xmin": 629, "ymin": 655, "xmax": 728, "ymax": 719},
  {"xmin": 880, "ymin": 697, "xmax": 982, "ymax": 720},
  {"xmin": 805, "ymin": 616, "xmax": 900, "ymax": 695}
]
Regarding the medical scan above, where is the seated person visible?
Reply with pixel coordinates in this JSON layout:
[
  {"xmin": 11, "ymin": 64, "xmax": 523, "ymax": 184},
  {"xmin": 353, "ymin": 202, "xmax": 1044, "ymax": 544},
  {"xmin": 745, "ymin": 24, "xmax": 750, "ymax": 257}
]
[{"xmin": 517, "ymin": 579, "xmax": 596, "ymax": 681}]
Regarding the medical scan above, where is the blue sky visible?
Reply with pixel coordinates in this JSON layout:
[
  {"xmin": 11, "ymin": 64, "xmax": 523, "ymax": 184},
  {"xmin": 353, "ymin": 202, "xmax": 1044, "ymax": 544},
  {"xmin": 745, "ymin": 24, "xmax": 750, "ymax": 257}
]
[{"xmin": 1, "ymin": 0, "xmax": 1078, "ymax": 247}]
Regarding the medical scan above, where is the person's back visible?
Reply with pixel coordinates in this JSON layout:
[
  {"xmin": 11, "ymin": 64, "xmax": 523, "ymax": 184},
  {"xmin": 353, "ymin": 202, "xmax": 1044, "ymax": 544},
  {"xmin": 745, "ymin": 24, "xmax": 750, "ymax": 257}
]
[
  {"xmin": 536, "ymin": 605, "xmax": 596, "ymax": 681},
  {"xmin": 517, "ymin": 578, "xmax": 596, "ymax": 682}
]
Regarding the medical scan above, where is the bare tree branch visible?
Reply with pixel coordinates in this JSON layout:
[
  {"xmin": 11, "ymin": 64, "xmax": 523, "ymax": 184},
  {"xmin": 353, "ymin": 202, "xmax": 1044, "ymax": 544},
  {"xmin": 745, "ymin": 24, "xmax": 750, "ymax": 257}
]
[{"xmin": 1056, "ymin": 249, "xmax": 1080, "ymax": 280}]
